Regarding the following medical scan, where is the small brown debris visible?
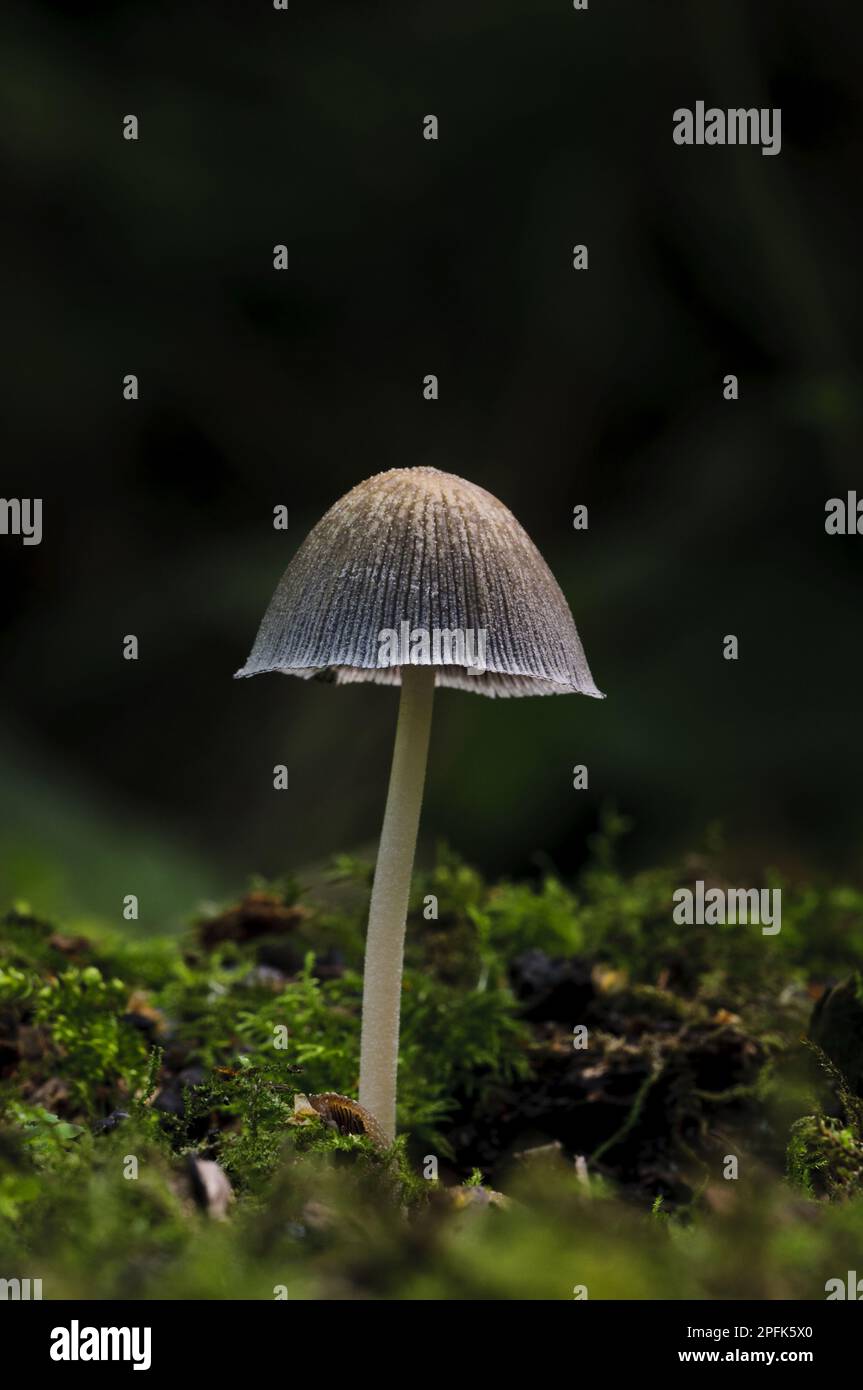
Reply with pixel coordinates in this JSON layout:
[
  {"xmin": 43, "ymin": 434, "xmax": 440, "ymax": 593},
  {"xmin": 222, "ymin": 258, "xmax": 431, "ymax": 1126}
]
[
  {"xmin": 301, "ymin": 1200, "xmax": 337, "ymax": 1233},
  {"xmin": 48, "ymin": 932, "xmax": 92, "ymax": 956},
  {"xmin": 30, "ymin": 1077, "xmax": 71, "ymax": 1111},
  {"xmin": 446, "ymin": 1185, "xmax": 510, "ymax": 1212},
  {"xmin": 123, "ymin": 991, "xmax": 167, "ymax": 1036},
  {"xmin": 197, "ymin": 891, "xmax": 308, "ymax": 950},
  {"xmin": 513, "ymin": 1140, "xmax": 566, "ymax": 1166},
  {"xmin": 291, "ymin": 1092, "xmax": 388, "ymax": 1149},
  {"xmin": 17, "ymin": 1025, "xmax": 49, "ymax": 1061},
  {"xmin": 592, "ymin": 964, "xmax": 628, "ymax": 995},
  {"xmin": 712, "ymin": 1008, "xmax": 742, "ymax": 1026}
]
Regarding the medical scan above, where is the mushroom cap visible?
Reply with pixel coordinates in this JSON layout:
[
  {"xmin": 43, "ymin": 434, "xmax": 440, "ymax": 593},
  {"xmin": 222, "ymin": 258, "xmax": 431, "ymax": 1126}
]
[{"xmin": 235, "ymin": 467, "xmax": 604, "ymax": 698}]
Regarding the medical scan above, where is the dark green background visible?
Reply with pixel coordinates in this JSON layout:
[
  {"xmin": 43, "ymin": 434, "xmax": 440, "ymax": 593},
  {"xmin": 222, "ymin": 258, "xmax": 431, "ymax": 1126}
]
[{"xmin": 1, "ymin": 0, "xmax": 861, "ymax": 927}]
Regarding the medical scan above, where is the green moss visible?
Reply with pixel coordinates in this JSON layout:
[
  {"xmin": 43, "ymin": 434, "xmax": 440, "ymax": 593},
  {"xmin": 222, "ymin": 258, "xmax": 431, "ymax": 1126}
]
[
  {"xmin": 787, "ymin": 1042, "xmax": 863, "ymax": 1199},
  {"xmin": 1, "ymin": 827, "xmax": 863, "ymax": 1298}
]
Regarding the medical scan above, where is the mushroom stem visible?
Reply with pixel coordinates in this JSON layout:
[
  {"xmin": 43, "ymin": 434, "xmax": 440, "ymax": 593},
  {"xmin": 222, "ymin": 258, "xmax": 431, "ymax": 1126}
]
[{"xmin": 359, "ymin": 664, "xmax": 436, "ymax": 1142}]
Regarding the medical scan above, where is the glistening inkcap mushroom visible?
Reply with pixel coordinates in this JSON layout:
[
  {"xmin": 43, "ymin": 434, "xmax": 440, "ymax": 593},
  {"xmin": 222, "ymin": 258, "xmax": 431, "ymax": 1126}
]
[{"xmin": 236, "ymin": 466, "xmax": 604, "ymax": 1142}]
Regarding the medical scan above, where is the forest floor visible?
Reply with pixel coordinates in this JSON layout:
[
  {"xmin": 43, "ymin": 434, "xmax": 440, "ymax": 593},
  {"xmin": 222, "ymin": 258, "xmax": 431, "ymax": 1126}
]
[{"xmin": 2, "ymin": 816, "xmax": 863, "ymax": 1299}]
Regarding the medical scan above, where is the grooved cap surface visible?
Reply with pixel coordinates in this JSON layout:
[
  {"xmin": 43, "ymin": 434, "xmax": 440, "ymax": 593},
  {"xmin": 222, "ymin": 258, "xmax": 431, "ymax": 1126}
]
[{"xmin": 236, "ymin": 467, "xmax": 603, "ymax": 699}]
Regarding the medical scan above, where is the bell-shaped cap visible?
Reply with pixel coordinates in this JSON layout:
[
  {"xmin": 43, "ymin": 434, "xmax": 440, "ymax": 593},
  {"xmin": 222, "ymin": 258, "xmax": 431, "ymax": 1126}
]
[{"xmin": 235, "ymin": 467, "xmax": 604, "ymax": 698}]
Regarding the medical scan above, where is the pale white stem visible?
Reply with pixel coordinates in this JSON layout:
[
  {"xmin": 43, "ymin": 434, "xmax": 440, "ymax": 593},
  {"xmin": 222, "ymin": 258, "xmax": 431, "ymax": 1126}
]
[{"xmin": 358, "ymin": 664, "xmax": 436, "ymax": 1142}]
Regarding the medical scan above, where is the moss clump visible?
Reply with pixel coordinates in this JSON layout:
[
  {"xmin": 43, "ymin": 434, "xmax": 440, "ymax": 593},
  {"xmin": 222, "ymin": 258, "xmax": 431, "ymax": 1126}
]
[
  {"xmin": 787, "ymin": 1041, "xmax": 863, "ymax": 1199},
  {"xmin": 787, "ymin": 1114, "xmax": 863, "ymax": 1199}
]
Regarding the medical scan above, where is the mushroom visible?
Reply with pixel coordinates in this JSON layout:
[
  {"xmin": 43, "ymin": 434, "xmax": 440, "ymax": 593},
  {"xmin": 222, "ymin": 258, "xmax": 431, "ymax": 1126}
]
[{"xmin": 236, "ymin": 466, "xmax": 603, "ymax": 1142}]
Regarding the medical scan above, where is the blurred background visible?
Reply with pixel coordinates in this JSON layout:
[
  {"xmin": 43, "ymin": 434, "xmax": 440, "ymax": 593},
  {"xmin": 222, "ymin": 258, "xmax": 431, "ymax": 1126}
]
[{"xmin": 0, "ymin": 0, "xmax": 861, "ymax": 931}]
